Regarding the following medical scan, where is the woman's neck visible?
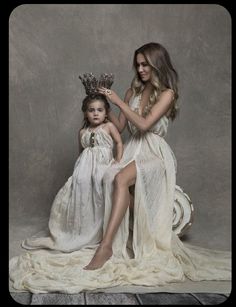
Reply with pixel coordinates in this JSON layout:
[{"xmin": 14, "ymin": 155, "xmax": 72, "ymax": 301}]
[
  {"xmin": 143, "ymin": 81, "xmax": 154, "ymax": 90},
  {"xmin": 142, "ymin": 82, "xmax": 153, "ymax": 95}
]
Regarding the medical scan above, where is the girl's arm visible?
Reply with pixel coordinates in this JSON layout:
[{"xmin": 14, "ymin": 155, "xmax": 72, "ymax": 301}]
[
  {"xmin": 107, "ymin": 88, "xmax": 133, "ymax": 133},
  {"xmin": 100, "ymin": 88, "xmax": 174, "ymax": 132},
  {"xmin": 106, "ymin": 122, "xmax": 123, "ymax": 162}
]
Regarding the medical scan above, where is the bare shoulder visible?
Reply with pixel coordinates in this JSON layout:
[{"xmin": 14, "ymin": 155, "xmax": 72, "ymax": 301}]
[
  {"xmin": 160, "ymin": 88, "xmax": 175, "ymax": 101},
  {"xmin": 102, "ymin": 122, "xmax": 120, "ymax": 137},
  {"xmin": 103, "ymin": 121, "xmax": 117, "ymax": 131},
  {"xmin": 79, "ymin": 128, "xmax": 85, "ymax": 137},
  {"xmin": 124, "ymin": 88, "xmax": 133, "ymax": 104}
]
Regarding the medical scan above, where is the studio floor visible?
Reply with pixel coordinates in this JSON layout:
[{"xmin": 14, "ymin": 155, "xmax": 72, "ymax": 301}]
[{"xmin": 10, "ymin": 291, "xmax": 230, "ymax": 305}]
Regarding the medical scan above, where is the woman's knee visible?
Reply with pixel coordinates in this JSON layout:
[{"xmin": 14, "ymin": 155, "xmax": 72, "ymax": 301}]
[{"xmin": 114, "ymin": 172, "xmax": 128, "ymax": 188}]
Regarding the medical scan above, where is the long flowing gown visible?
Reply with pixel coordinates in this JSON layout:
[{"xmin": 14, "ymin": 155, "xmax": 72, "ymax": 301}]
[
  {"xmin": 22, "ymin": 125, "xmax": 115, "ymax": 252},
  {"xmin": 9, "ymin": 94, "xmax": 231, "ymax": 294}
]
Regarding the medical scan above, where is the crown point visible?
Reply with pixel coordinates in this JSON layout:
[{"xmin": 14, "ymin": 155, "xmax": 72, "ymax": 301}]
[{"xmin": 79, "ymin": 72, "xmax": 114, "ymax": 96}]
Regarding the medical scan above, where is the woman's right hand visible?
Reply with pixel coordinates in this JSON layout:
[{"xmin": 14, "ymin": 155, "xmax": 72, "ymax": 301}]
[{"xmin": 97, "ymin": 87, "xmax": 121, "ymax": 106}]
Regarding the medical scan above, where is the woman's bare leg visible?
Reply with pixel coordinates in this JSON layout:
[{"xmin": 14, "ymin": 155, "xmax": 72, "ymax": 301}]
[{"xmin": 84, "ymin": 161, "xmax": 137, "ymax": 270}]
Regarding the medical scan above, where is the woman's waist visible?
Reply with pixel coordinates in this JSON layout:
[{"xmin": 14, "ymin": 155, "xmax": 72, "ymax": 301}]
[
  {"xmin": 128, "ymin": 126, "xmax": 167, "ymax": 137},
  {"xmin": 122, "ymin": 132, "xmax": 176, "ymax": 169},
  {"xmin": 124, "ymin": 131, "xmax": 173, "ymax": 155},
  {"xmin": 128, "ymin": 120, "xmax": 168, "ymax": 137},
  {"xmin": 129, "ymin": 130, "xmax": 166, "ymax": 140}
]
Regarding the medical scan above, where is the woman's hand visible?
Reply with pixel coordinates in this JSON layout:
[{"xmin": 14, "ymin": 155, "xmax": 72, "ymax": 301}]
[{"xmin": 97, "ymin": 87, "xmax": 121, "ymax": 106}]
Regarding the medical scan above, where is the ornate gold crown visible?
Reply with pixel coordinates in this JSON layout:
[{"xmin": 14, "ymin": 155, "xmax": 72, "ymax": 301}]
[{"xmin": 79, "ymin": 72, "xmax": 114, "ymax": 96}]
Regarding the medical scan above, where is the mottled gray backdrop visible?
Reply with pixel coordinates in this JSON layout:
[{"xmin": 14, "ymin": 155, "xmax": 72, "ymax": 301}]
[{"xmin": 9, "ymin": 4, "xmax": 231, "ymax": 256}]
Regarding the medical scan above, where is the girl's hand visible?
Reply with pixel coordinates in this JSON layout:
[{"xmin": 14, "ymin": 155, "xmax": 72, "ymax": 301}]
[{"xmin": 97, "ymin": 87, "xmax": 121, "ymax": 106}]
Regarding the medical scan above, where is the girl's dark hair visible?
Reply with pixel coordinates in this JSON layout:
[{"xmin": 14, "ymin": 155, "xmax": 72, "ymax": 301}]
[{"xmin": 81, "ymin": 93, "xmax": 110, "ymax": 128}]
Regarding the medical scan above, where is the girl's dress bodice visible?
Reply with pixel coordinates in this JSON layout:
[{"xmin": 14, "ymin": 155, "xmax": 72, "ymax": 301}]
[{"xmin": 81, "ymin": 126, "xmax": 114, "ymax": 151}]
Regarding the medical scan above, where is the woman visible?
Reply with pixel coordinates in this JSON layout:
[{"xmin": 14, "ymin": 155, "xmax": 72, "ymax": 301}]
[
  {"xmin": 84, "ymin": 42, "xmax": 178, "ymax": 270},
  {"xmin": 83, "ymin": 42, "xmax": 230, "ymax": 285}
]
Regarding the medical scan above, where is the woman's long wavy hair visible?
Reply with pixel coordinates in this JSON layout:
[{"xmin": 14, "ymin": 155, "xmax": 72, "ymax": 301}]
[
  {"xmin": 81, "ymin": 93, "xmax": 110, "ymax": 128},
  {"xmin": 131, "ymin": 42, "xmax": 179, "ymax": 121}
]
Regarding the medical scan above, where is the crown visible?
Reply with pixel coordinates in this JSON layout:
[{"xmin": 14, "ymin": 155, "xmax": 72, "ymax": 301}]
[{"xmin": 79, "ymin": 72, "xmax": 114, "ymax": 96}]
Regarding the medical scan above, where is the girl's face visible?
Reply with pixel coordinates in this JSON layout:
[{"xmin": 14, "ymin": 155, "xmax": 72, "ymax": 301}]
[
  {"xmin": 86, "ymin": 100, "xmax": 106, "ymax": 127},
  {"xmin": 136, "ymin": 53, "xmax": 152, "ymax": 82}
]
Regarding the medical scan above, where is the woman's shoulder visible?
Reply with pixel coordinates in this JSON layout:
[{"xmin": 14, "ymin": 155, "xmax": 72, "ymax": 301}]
[
  {"xmin": 161, "ymin": 88, "xmax": 175, "ymax": 99},
  {"xmin": 124, "ymin": 88, "xmax": 134, "ymax": 104},
  {"xmin": 156, "ymin": 88, "xmax": 175, "ymax": 107},
  {"xmin": 125, "ymin": 87, "xmax": 133, "ymax": 96}
]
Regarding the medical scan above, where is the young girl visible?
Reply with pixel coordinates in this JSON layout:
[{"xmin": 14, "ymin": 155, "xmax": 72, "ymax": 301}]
[{"xmin": 21, "ymin": 75, "xmax": 123, "ymax": 252}]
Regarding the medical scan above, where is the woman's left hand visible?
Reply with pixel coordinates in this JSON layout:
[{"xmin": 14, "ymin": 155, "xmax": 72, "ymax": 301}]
[{"xmin": 97, "ymin": 87, "xmax": 120, "ymax": 106}]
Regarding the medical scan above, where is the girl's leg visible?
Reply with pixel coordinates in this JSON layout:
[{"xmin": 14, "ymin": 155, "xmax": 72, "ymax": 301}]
[{"xmin": 84, "ymin": 161, "xmax": 137, "ymax": 270}]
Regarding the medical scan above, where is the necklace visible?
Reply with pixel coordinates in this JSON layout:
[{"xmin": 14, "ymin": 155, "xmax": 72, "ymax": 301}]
[
  {"xmin": 88, "ymin": 125, "xmax": 104, "ymax": 147},
  {"xmin": 89, "ymin": 131, "xmax": 95, "ymax": 147},
  {"xmin": 88, "ymin": 126, "xmax": 99, "ymax": 147}
]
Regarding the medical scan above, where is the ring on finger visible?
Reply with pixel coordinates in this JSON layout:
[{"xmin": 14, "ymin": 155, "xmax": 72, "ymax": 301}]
[{"xmin": 105, "ymin": 89, "xmax": 112, "ymax": 95}]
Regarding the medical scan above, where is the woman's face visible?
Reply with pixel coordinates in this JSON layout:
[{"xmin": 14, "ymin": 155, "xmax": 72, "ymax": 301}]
[
  {"xmin": 86, "ymin": 100, "xmax": 106, "ymax": 127},
  {"xmin": 136, "ymin": 53, "xmax": 152, "ymax": 82}
]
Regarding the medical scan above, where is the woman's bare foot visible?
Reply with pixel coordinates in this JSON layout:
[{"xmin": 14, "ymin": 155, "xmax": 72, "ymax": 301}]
[{"xmin": 83, "ymin": 245, "xmax": 113, "ymax": 270}]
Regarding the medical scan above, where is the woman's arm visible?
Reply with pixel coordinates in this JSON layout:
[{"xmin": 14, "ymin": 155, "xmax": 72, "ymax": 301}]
[
  {"xmin": 101, "ymin": 88, "xmax": 174, "ymax": 132},
  {"xmin": 106, "ymin": 122, "xmax": 123, "ymax": 162},
  {"xmin": 107, "ymin": 88, "xmax": 133, "ymax": 133}
]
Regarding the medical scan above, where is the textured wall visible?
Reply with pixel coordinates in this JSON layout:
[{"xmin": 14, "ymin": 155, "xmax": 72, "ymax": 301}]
[{"xmin": 9, "ymin": 4, "xmax": 231, "ymax": 249}]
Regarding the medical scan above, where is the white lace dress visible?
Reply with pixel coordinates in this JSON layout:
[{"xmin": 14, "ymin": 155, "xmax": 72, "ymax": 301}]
[
  {"xmin": 9, "ymin": 95, "xmax": 231, "ymax": 293},
  {"xmin": 21, "ymin": 126, "xmax": 114, "ymax": 252}
]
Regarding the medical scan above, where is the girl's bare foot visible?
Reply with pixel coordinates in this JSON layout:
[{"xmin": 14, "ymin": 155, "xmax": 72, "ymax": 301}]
[{"xmin": 83, "ymin": 245, "xmax": 112, "ymax": 270}]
